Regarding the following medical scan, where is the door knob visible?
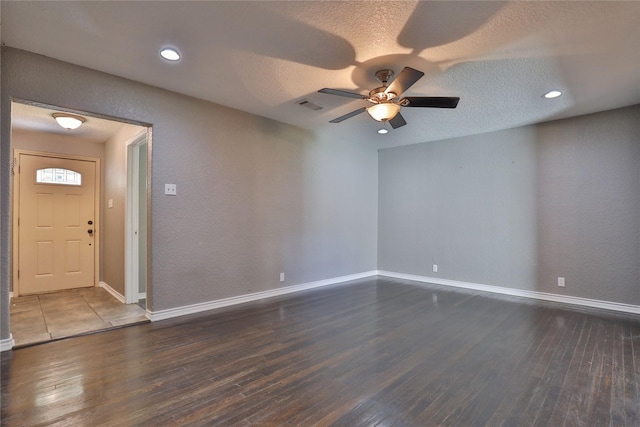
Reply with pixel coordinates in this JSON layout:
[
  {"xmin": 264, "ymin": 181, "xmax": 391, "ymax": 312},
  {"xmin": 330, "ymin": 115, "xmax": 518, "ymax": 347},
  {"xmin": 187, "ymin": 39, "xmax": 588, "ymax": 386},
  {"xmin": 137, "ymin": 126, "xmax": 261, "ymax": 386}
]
[
  {"xmin": 88, "ymin": 220, "xmax": 93, "ymax": 225},
  {"xmin": 88, "ymin": 229, "xmax": 94, "ymax": 235}
]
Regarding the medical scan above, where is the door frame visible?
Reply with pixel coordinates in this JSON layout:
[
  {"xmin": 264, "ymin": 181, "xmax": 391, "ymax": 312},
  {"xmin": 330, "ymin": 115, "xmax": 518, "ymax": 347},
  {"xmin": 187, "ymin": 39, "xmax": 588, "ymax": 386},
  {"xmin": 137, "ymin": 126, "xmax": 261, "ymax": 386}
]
[
  {"xmin": 12, "ymin": 149, "xmax": 101, "ymax": 296},
  {"xmin": 125, "ymin": 131, "xmax": 149, "ymax": 304}
]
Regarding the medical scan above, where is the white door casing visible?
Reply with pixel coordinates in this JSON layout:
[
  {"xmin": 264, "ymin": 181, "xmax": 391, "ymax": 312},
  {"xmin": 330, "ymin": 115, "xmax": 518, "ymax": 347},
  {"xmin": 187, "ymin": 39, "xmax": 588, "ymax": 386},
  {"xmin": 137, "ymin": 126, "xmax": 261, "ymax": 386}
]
[{"xmin": 14, "ymin": 151, "xmax": 100, "ymax": 295}]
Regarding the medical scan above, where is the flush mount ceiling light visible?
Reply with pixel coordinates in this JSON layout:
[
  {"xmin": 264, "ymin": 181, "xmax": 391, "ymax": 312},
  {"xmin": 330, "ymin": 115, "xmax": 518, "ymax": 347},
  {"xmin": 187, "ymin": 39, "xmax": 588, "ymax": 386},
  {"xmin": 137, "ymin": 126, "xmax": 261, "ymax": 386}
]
[
  {"xmin": 52, "ymin": 113, "xmax": 86, "ymax": 130},
  {"xmin": 543, "ymin": 90, "xmax": 562, "ymax": 99},
  {"xmin": 367, "ymin": 102, "xmax": 402, "ymax": 122},
  {"xmin": 160, "ymin": 47, "xmax": 181, "ymax": 61}
]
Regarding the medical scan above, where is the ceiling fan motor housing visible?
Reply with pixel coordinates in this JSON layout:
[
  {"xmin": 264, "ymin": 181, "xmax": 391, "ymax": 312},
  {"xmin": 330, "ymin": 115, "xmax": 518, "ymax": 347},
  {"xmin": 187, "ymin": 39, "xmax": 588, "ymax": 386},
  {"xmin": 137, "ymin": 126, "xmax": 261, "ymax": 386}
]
[{"xmin": 369, "ymin": 86, "xmax": 396, "ymax": 103}]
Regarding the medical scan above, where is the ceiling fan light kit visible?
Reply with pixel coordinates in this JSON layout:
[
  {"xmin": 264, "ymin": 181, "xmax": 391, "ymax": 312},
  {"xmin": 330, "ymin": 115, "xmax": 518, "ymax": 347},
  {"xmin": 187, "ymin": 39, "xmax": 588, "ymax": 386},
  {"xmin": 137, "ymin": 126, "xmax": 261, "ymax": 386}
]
[
  {"xmin": 368, "ymin": 103, "xmax": 401, "ymax": 122},
  {"xmin": 319, "ymin": 66, "xmax": 460, "ymax": 131}
]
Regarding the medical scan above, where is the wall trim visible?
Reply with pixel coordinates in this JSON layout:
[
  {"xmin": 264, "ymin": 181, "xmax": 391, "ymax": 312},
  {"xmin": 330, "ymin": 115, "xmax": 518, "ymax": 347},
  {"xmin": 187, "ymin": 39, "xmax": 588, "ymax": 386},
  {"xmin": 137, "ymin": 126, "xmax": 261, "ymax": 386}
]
[
  {"xmin": 9, "ymin": 292, "xmax": 14, "ymax": 300},
  {"xmin": 1, "ymin": 334, "xmax": 15, "ymax": 352},
  {"xmin": 377, "ymin": 271, "xmax": 640, "ymax": 315},
  {"xmin": 99, "ymin": 281, "xmax": 126, "ymax": 304},
  {"xmin": 146, "ymin": 271, "xmax": 377, "ymax": 321}
]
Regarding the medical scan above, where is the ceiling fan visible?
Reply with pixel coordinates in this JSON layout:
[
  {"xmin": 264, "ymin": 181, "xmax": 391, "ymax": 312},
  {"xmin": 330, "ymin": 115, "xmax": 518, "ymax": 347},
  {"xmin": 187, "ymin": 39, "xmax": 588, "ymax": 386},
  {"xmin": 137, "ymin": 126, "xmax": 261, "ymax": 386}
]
[{"xmin": 318, "ymin": 67, "xmax": 459, "ymax": 130}]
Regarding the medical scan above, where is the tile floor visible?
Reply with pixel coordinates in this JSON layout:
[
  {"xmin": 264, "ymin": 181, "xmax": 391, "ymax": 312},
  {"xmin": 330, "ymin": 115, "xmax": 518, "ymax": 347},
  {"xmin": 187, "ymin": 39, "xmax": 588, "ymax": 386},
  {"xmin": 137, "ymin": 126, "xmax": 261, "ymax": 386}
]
[{"xmin": 10, "ymin": 287, "xmax": 148, "ymax": 347}]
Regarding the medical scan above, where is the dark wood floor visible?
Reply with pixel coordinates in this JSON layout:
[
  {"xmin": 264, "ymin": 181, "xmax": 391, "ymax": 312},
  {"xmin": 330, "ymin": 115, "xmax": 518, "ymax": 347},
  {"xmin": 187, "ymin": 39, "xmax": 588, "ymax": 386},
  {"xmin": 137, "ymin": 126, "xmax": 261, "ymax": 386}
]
[{"xmin": 2, "ymin": 277, "xmax": 639, "ymax": 426}]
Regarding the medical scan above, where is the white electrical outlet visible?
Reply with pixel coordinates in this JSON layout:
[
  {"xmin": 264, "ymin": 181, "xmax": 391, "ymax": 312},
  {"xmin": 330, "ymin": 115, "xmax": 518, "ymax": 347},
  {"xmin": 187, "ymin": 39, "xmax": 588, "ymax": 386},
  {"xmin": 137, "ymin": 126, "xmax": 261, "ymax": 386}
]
[
  {"xmin": 164, "ymin": 184, "xmax": 177, "ymax": 196},
  {"xmin": 433, "ymin": 264, "xmax": 438, "ymax": 273},
  {"xmin": 558, "ymin": 277, "xmax": 565, "ymax": 287},
  {"xmin": 280, "ymin": 273, "xmax": 285, "ymax": 282}
]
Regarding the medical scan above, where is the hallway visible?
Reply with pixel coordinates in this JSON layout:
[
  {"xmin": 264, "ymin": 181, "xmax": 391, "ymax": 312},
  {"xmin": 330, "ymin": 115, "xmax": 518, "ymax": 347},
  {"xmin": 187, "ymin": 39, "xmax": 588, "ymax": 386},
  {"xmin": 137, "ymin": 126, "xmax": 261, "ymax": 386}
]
[{"xmin": 10, "ymin": 287, "xmax": 148, "ymax": 347}]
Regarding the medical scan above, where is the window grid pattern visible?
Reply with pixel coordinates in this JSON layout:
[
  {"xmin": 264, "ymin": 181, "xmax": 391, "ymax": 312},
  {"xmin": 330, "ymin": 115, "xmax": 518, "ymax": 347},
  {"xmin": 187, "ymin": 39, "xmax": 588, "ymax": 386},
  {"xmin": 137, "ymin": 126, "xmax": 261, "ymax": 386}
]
[{"xmin": 36, "ymin": 168, "xmax": 82, "ymax": 186}]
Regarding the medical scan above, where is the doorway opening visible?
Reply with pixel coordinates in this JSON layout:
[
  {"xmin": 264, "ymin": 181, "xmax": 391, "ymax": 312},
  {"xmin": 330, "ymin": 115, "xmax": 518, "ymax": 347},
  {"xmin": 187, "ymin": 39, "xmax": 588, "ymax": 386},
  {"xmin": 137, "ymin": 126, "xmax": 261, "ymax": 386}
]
[
  {"xmin": 126, "ymin": 132, "xmax": 149, "ymax": 308},
  {"xmin": 9, "ymin": 100, "xmax": 151, "ymax": 347}
]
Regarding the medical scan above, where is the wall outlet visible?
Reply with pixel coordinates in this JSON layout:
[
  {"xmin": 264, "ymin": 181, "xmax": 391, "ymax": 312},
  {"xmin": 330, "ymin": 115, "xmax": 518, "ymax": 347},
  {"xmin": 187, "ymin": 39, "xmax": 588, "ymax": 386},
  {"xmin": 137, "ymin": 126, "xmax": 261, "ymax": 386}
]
[
  {"xmin": 108, "ymin": 199, "xmax": 113, "ymax": 208},
  {"xmin": 280, "ymin": 273, "xmax": 285, "ymax": 282},
  {"xmin": 164, "ymin": 183, "xmax": 177, "ymax": 196},
  {"xmin": 558, "ymin": 277, "xmax": 565, "ymax": 287},
  {"xmin": 433, "ymin": 264, "xmax": 438, "ymax": 273}
]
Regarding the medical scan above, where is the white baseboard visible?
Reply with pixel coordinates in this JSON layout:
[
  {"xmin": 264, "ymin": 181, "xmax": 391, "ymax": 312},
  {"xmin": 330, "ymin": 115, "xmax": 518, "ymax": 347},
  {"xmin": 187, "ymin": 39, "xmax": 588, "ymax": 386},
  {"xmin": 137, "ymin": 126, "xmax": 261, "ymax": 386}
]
[
  {"xmin": 99, "ymin": 281, "xmax": 126, "ymax": 304},
  {"xmin": 377, "ymin": 270, "xmax": 640, "ymax": 315},
  {"xmin": 147, "ymin": 271, "xmax": 377, "ymax": 321},
  {"xmin": 0, "ymin": 334, "xmax": 15, "ymax": 352}
]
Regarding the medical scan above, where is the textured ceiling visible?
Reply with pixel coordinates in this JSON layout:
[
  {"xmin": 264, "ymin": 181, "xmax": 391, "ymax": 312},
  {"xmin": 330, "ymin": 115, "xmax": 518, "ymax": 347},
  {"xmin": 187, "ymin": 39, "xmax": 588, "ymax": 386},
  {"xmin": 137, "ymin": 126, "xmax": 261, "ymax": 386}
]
[{"xmin": 2, "ymin": 1, "xmax": 640, "ymax": 146}]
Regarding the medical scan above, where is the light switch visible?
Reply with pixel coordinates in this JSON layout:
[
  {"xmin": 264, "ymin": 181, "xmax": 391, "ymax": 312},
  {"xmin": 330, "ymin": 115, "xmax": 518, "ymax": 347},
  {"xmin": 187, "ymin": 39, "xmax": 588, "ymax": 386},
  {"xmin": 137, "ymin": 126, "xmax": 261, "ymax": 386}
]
[
  {"xmin": 108, "ymin": 199, "xmax": 113, "ymax": 208},
  {"xmin": 165, "ymin": 184, "xmax": 177, "ymax": 196}
]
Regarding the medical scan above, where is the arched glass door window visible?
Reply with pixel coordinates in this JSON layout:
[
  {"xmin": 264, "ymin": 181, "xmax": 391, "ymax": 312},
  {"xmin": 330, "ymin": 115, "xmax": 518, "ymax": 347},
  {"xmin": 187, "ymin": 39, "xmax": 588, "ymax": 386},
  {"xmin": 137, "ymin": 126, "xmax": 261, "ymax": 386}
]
[{"xmin": 36, "ymin": 168, "xmax": 82, "ymax": 186}]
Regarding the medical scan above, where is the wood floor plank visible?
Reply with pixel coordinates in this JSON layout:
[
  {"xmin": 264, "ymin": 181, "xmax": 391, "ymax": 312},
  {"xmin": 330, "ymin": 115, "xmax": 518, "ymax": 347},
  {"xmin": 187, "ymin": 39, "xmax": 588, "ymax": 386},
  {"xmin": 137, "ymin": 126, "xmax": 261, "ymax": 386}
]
[
  {"xmin": 529, "ymin": 313, "xmax": 583, "ymax": 426},
  {"xmin": 621, "ymin": 322, "xmax": 640, "ymax": 424},
  {"xmin": 482, "ymin": 305, "xmax": 557, "ymax": 425},
  {"xmin": 449, "ymin": 305, "xmax": 558, "ymax": 425},
  {"xmin": 544, "ymin": 315, "xmax": 592, "ymax": 425},
  {"xmin": 590, "ymin": 318, "xmax": 615, "ymax": 426},
  {"xmin": 2, "ymin": 277, "xmax": 640, "ymax": 426},
  {"xmin": 560, "ymin": 316, "xmax": 605, "ymax": 426}
]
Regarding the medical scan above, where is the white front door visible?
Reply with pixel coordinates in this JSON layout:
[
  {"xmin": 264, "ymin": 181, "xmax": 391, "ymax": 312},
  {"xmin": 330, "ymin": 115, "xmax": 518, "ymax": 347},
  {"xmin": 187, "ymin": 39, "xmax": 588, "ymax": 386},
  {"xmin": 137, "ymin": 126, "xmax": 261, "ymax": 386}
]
[{"xmin": 18, "ymin": 153, "xmax": 97, "ymax": 295}]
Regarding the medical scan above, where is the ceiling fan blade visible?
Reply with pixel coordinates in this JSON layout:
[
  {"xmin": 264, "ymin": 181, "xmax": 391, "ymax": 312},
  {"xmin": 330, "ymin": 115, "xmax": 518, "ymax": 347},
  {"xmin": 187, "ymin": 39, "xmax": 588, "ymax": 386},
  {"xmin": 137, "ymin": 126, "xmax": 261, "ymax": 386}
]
[
  {"xmin": 389, "ymin": 112, "xmax": 407, "ymax": 129},
  {"xmin": 402, "ymin": 97, "xmax": 460, "ymax": 108},
  {"xmin": 329, "ymin": 107, "xmax": 367, "ymax": 123},
  {"xmin": 385, "ymin": 67, "xmax": 425, "ymax": 96},
  {"xmin": 318, "ymin": 88, "xmax": 367, "ymax": 99}
]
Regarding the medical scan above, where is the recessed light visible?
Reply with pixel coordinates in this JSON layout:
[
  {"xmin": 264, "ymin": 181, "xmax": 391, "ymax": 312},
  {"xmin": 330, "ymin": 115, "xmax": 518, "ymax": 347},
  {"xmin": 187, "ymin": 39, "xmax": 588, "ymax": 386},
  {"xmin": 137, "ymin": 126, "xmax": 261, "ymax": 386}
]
[
  {"xmin": 160, "ymin": 47, "xmax": 180, "ymax": 61},
  {"xmin": 377, "ymin": 128, "xmax": 389, "ymax": 135},
  {"xmin": 543, "ymin": 90, "xmax": 562, "ymax": 99}
]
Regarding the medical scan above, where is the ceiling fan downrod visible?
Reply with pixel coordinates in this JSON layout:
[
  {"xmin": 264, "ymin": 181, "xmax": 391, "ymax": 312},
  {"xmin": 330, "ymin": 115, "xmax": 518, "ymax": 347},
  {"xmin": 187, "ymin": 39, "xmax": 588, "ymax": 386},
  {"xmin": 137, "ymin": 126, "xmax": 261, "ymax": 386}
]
[{"xmin": 375, "ymin": 69, "xmax": 394, "ymax": 86}]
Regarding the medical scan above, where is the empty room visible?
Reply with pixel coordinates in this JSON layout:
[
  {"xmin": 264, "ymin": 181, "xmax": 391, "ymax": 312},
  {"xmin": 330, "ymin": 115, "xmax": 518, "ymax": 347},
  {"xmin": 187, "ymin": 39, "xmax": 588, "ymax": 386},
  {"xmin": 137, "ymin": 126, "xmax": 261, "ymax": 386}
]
[{"xmin": 1, "ymin": 1, "xmax": 639, "ymax": 426}]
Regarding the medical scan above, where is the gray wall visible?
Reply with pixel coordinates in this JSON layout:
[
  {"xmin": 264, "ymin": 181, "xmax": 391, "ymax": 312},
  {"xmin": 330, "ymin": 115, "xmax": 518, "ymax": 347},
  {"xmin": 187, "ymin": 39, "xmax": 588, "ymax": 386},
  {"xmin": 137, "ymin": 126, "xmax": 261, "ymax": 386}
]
[
  {"xmin": 379, "ymin": 105, "xmax": 640, "ymax": 305},
  {"xmin": 1, "ymin": 48, "xmax": 378, "ymax": 341}
]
